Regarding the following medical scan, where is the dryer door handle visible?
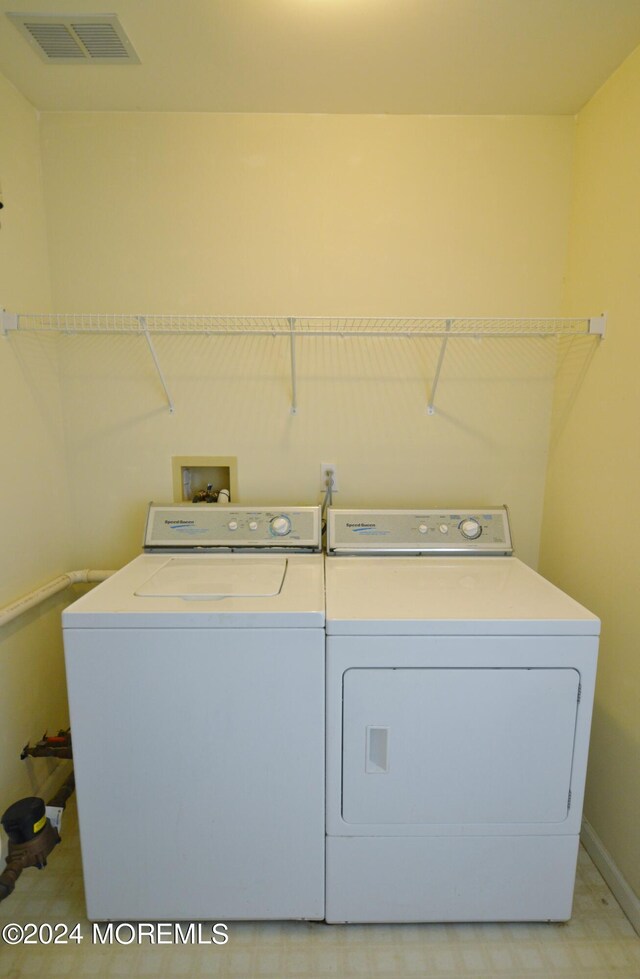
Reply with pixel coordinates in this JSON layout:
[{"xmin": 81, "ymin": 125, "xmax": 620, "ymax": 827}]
[{"xmin": 365, "ymin": 726, "xmax": 390, "ymax": 774}]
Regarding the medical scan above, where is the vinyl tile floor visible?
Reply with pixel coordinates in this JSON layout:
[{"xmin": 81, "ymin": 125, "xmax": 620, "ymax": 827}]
[{"xmin": 1, "ymin": 800, "xmax": 639, "ymax": 978}]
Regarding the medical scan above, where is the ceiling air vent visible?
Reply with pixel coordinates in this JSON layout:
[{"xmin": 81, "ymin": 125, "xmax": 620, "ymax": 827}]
[{"xmin": 6, "ymin": 12, "xmax": 140, "ymax": 64}]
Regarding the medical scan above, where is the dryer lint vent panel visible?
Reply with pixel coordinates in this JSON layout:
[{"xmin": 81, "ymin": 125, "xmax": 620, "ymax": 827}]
[{"xmin": 6, "ymin": 13, "xmax": 140, "ymax": 64}]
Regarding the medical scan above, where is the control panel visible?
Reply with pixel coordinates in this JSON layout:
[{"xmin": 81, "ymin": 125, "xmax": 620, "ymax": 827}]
[
  {"xmin": 144, "ymin": 505, "xmax": 321, "ymax": 550},
  {"xmin": 327, "ymin": 507, "xmax": 512, "ymax": 555}
]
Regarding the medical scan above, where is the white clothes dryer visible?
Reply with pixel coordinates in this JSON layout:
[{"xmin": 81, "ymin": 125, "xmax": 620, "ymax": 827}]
[
  {"xmin": 63, "ymin": 505, "xmax": 325, "ymax": 922},
  {"xmin": 325, "ymin": 507, "xmax": 599, "ymax": 924}
]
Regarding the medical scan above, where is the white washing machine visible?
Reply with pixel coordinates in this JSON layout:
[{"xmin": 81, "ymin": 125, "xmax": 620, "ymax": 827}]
[
  {"xmin": 325, "ymin": 507, "xmax": 599, "ymax": 923},
  {"xmin": 63, "ymin": 504, "xmax": 325, "ymax": 922}
]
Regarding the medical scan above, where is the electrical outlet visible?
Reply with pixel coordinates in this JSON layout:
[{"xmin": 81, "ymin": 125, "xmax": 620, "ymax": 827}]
[{"xmin": 320, "ymin": 463, "xmax": 338, "ymax": 493}]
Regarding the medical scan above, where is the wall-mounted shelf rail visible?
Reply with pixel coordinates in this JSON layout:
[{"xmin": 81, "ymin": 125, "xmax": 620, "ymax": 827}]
[{"xmin": 1, "ymin": 311, "xmax": 606, "ymax": 414}]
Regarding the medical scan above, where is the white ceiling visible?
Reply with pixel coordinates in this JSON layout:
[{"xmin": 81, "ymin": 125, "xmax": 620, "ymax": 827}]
[{"xmin": 1, "ymin": 0, "xmax": 640, "ymax": 115}]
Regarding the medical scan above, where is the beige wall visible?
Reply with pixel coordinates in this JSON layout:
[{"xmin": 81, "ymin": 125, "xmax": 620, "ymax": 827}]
[
  {"xmin": 4, "ymin": 60, "xmax": 635, "ymax": 914},
  {"xmin": 540, "ymin": 46, "xmax": 640, "ymax": 899},
  {"xmin": 37, "ymin": 112, "xmax": 574, "ymax": 569},
  {"xmin": 0, "ymin": 73, "xmax": 72, "ymax": 804}
]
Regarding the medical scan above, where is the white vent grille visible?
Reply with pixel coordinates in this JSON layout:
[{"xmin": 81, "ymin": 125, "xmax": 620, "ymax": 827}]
[{"xmin": 6, "ymin": 13, "xmax": 140, "ymax": 64}]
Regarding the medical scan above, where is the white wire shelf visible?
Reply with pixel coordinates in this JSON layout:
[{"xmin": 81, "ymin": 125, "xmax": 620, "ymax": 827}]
[
  {"xmin": 1, "ymin": 311, "xmax": 606, "ymax": 414},
  {"xmin": 1, "ymin": 312, "xmax": 604, "ymax": 338}
]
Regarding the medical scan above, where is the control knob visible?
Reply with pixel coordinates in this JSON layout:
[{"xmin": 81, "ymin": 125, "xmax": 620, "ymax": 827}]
[
  {"xmin": 227, "ymin": 520, "xmax": 238, "ymax": 531},
  {"xmin": 459, "ymin": 518, "xmax": 482, "ymax": 540},
  {"xmin": 270, "ymin": 515, "xmax": 292, "ymax": 537}
]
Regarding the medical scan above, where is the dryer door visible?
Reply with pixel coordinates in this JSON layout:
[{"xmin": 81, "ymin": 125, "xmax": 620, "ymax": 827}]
[{"xmin": 342, "ymin": 668, "xmax": 579, "ymax": 826}]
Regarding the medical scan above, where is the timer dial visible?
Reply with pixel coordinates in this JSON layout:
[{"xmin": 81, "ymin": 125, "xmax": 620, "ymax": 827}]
[
  {"xmin": 270, "ymin": 515, "xmax": 292, "ymax": 537},
  {"xmin": 459, "ymin": 518, "xmax": 482, "ymax": 540}
]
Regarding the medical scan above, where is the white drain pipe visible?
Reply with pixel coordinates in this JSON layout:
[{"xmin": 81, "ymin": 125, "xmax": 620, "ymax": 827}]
[{"xmin": 0, "ymin": 570, "xmax": 114, "ymax": 628}]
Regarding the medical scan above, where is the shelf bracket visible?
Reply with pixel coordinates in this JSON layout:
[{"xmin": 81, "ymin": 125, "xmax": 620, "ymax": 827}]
[
  {"xmin": 588, "ymin": 312, "xmax": 607, "ymax": 338},
  {"xmin": 427, "ymin": 319, "xmax": 452, "ymax": 415},
  {"xmin": 139, "ymin": 316, "xmax": 175, "ymax": 413},
  {"xmin": 1, "ymin": 310, "xmax": 18, "ymax": 336},
  {"xmin": 288, "ymin": 317, "xmax": 298, "ymax": 415}
]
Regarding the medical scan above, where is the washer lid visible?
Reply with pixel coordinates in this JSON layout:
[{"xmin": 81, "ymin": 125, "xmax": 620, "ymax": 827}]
[
  {"xmin": 135, "ymin": 558, "xmax": 287, "ymax": 600},
  {"xmin": 62, "ymin": 552, "xmax": 324, "ymax": 628}
]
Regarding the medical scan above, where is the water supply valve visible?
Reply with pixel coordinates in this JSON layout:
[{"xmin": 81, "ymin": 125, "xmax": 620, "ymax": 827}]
[{"xmin": 21, "ymin": 728, "xmax": 72, "ymax": 760}]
